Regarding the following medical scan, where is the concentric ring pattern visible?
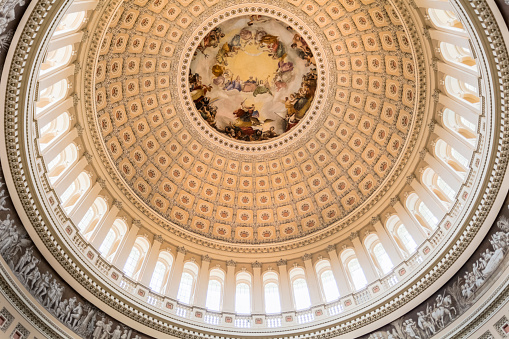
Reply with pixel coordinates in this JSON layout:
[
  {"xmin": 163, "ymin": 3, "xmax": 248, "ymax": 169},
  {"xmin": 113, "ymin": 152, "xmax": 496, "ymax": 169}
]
[{"xmin": 93, "ymin": 0, "xmax": 419, "ymax": 243}]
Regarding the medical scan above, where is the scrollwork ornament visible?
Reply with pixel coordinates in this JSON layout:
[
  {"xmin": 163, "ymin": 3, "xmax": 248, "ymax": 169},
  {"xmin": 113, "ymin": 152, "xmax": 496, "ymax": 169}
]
[
  {"xmin": 277, "ymin": 259, "xmax": 287, "ymax": 266},
  {"xmin": 349, "ymin": 231, "xmax": 359, "ymax": 241},
  {"xmin": 251, "ymin": 261, "xmax": 262, "ymax": 268}
]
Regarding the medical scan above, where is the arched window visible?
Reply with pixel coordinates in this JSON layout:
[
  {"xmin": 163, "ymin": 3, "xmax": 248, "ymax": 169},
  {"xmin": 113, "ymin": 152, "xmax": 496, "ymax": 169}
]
[
  {"xmin": 39, "ymin": 112, "xmax": 71, "ymax": 150},
  {"xmin": 177, "ymin": 262, "xmax": 199, "ymax": 304},
  {"xmin": 422, "ymin": 167, "xmax": 456, "ymax": 207},
  {"xmin": 396, "ymin": 225, "xmax": 417, "ymax": 253},
  {"xmin": 440, "ymin": 42, "xmax": 476, "ymax": 69},
  {"xmin": 47, "ymin": 143, "xmax": 78, "ymax": 183},
  {"xmin": 435, "ymin": 139, "xmax": 469, "ymax": 178},
  {"xmin": 150, "ymin": 262, "xmax": 167, "ymax": 292},
  {"xmin": 55, "ymin": 11, "xmax": 86, "ymax": 36},
  {"xmin": 419, "ymin": 201, "xmax": 439, "ymax": 228},
  {"xmin": 373, "ymin": 244, "xmax": 393, "ymax": 274},
  {"xmin": 386, "ymin": 215, "xmax": 418, "ymax": 255},
  {"xmin": 289, "ymin": 267, "xmax": 311, "ymax": 310},
  {"xmin": 124, "ymin": 247, "xmax": 140, "ymax": 278},
  {"xmin": 406, "ymin": 193, "xmax": 438, "ymax": 231},
  {"xmin": 149, "ymin": 251, "xmax": 173, "ymax": 293},
  {"xmin": 263, "ymin": 271, "xmax": 281, "ymax": 314},
  {"xmin": 315, "ymin": 260, "xmax": 340, "ymax": 302},
  {"xmin": 206, "ymin": 268, "xmax": 225, "ymax": 311},
  {"xmin": 444, "ymin": 75, "xmax": 480, "ymax": 106},
  {"xmin": 341, "ymin": 249, "xmax": 368, "ymax": 291},
  {"xmin": 60, "ymin": 172, "xmax": 91, "ymax": 214},
  {"xmin": 40, "ymin": 45, "xmax": 74, "ymax": 76},
  {"xmin": 123, "ymin": 237, "xmax": 149, "ymax": 280},
  {"xmin": 235, "ymin": 271, "xmax": 252, "ymax": 314},
  {"xmin": 77, "ymin": 197, "xmax": 108, "ymax": 237},
  {"xmin": 428, "ymin": 8, "xmax": 464, "ymax": 32},
  {"xmin": 442, "ymin": 108, "xmax": 476, "ymax": 145},
  {"xmin": 36, "ymin": 79, "xmax": 69, "ymax": 114},
  {"xmin": 98, "ymin": 218, "xmax": 127, "ymax": 261},
  {"xmin": 365, "ymin": 234, "xmax": 394, "ymax": 275}
]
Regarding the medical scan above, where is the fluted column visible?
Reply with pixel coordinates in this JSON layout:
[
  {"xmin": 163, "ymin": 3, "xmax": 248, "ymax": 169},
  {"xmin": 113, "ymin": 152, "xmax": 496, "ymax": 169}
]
[
  {"xmin": 38, "ymin": 65, "xmax": 75, "ymax": 90},
  {"xmin": 438, "ymin": 93, "xmax": 480, "ymax": 122},
  {"xmin": 113, "ymin": 220, "xmax": 140, "ymax": 269},
  {"xmin": 424, "ymin": 152, "xmax": 463, "ymax": 192},
  {"xmin": 302, "ymin": 254, "xmax": 322, "ymax": 306},
  {"xmin": 53, "ymin": 157, "xmax": 87, "ymax": 196},
  {"xmin": 429, "ymin": 30, "xmax": 470, "ymax": 48},
  {"xmin": 252, "ymin": 261, "xmax": 263, "ymax": 314},
  {"xmin": 67, "ymin": 0, "xmax": 98, "ymax": 13},
  {"xmin": 223, "ymin": 260, "xmax": 236, "ymax": 313},
  {"xmin": 326, "ymin": 245, "xmax": 351, "ymax": 297},
  {"xmin": 165, "ymin": 247, "xmax": 186, "ymax": 298},
  {"xmin": 42, "ymin": 128, "xmax": 78, "ymax": 163},
  {"xmin": 139, "ymin": 235, "xmax": 163, "ymax": 287},
  {"xmin": 410, "ymin": 177, "xmax": 447, "ymax": 219},
  {"xmin": 437, "ymin": 61, "xmax": 478, "ymax": 87},
  {"xmin": 392, "ymin": 198, "xmax": 428, "ymax": 243},
  {"xmin": 47, "ymin": 32, "xmax": 84, "ymax": 52},
  {"xmin": 277, "ymin": 259, "xmax": 293, "ymax": 312},
  {"xmin": 372, "ymin": 218, "xmax": 403, "ymax": 265},
  {"xmin": 69, "ymin": 182, "xmax": 102, "ymax": 223},
  {"xmin": 194, "ymin": 255, "xmax": 211, "ymax": 308},
  {"xmin": 89, "ymin": 201, "xmax": 121, "ymax": 246},
  {"xmin": 415, "ymin": 0, "xmax": 454, "ymax": 10},
  {"xmin": 350, "ymin": 232, "xmax": 378, "ymax": 283},
  {"xmin": 434, "ymin": 124, "xmax": 473, "ymax": 160},
  {"xmin": 37, "ymin": 97, "xmax": 73, "ymax": 126}
]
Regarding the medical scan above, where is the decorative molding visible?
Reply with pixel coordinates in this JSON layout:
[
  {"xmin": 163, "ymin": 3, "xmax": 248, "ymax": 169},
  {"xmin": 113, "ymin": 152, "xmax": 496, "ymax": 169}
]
[{"xmin": 251, "ymin": 261, "xmax": 262, "ymax": 268}]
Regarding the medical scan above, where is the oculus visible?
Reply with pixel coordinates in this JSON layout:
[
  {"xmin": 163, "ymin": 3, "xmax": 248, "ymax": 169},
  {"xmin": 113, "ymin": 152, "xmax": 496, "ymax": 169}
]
[{"xmin": 189, "ymin": 15, "xmax": 317, "ymax": 142}]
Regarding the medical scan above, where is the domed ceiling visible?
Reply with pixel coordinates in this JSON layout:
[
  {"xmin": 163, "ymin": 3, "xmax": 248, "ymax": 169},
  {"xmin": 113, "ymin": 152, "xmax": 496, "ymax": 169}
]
[{"xmin": 92, "ymin": 0, "xmax": 421, "ymax": 244}]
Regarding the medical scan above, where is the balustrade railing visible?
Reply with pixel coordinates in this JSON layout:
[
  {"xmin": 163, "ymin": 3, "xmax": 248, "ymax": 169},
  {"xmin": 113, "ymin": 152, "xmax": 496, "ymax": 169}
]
[
  {"xmin": 266, "ymin": 315, "xmax": 282, "ymax": 328},
  {"xmin": 60, "ymin": 196, "xmax": 458, "ymax": 330},
  {"xmin": 296, "ymin": 309, "xmax": 314, "ymax": 324},
  {"xmin": 204, "ymin": 312, "xmax": 221, "ymax": 325},
  {"xmin": 234, "ymin": 316, "xmax": 251, "ymax": 328},
  {"xmin": 326, "ymin": 300, "xmax": 344, "ymax": 316}
]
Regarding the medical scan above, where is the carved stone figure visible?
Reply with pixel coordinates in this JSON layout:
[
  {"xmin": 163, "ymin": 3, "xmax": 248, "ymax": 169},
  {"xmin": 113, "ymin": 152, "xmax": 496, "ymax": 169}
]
[
  {"xmin": 92, "ymin": 317, "xmax": 105, "ymax": 339},
  {"xmin": 68, "ymin": 302, "xmax": 83, "ymax": 328},
  {"xmin": 25, "ymin": 266, "xmax": 40, "ymax": 290},
  {"xmin": 100, "ymin": 320, "xmax": 113, "ymax": 339},
  {"xmin": 0, "ymin": 193, "xmax": 9, "ymax": 211},
  {"xmin": 56, "ymin": 300, "xmax": 69, "ymax": 321},
  {"xmin": 111, "ymin": 325, "xmax": 122, "ymax": 339},
  {"xmin": 35, "ymin": 272, "xmax": 52, "ymax": 299},
  {"xmin": 19, "ymin": 256, "xmax": 38, "ymax": 281},
  {"xmin": 0, "ymin": 227, "xmax": 19, "ymax": 254},
  {"xmin": 14, "ymin": 247, "xmax": 32, "ymax": 273}
]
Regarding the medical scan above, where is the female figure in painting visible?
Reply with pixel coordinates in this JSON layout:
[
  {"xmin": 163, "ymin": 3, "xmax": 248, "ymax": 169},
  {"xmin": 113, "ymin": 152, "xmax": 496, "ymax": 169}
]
[{"xmin": 253, "ymin": 78, "xmax": 273, "ymax": 97}]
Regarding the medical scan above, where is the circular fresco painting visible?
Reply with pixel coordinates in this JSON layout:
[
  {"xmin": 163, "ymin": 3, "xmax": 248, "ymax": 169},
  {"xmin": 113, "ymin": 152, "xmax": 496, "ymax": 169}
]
[{"xmin": 189, "ymin": 15, "xmax": 317, "ymax": 142}]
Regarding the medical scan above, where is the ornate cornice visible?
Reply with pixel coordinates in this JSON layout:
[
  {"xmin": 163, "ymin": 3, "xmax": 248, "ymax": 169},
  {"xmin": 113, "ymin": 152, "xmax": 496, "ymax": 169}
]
[{"xmin": 0, "ymin": 0, "xmax": 507, "ymax": 338}]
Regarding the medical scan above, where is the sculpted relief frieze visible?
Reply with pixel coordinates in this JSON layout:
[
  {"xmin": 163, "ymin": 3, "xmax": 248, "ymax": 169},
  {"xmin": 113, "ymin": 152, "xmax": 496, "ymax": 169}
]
[{"xmin": 0, "ymin": 166, "xmax": 154, "ymax": 339}]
